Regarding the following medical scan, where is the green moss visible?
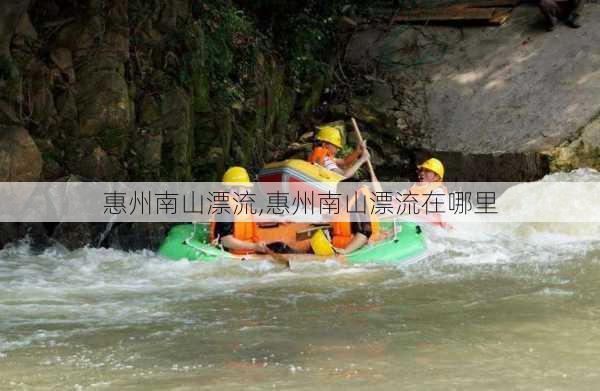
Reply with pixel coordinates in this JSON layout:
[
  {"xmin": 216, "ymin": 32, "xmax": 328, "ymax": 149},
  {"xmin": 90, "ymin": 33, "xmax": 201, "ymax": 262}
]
[
  {"xmin": 277, "ymin": 90, "xmax": 295, "ymax": 136},
  {"xmin": 549, "ymin": 141, "xmax": 600, "ymax": 173},
  {"xmin": 300, "ymin": 74, "xmax": 328, "ymax": 116},
  {"xmin": 163, "ymin": 1, "xmax": 260, "ymax": 114},
  {"xmin": 0, "ymin": 55, "xmax": 17, "ymax": 81},
  {"xmin": 0, "ymin": 55, "xmax": 22, "ymax": 105},
  {"xmin": 191, "ymin": 69, "xmax": 210, "ymax": 112},
  {"xmin": 220, "ymin": 109, "xmax": 233, "ymax": 170},
  {"xmin": 100, "ymin": 127, "xmax": 128, "ymax": 155},
  {"xmin": 41, "ymin": 150, "xmax": 59, "ymax": 163},
  {"xmin": 184, "ymin": 22, "xmax": 211, "ymax": 112}
]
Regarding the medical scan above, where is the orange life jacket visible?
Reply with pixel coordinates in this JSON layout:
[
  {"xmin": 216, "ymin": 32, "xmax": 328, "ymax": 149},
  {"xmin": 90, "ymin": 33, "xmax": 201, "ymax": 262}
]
[
  {"xmin": 332, "ymin": 186, "xmax": 380, "ymax": 248},
  {"xmin": 308, "ymin": 146, "xmax": 335, "ymax": 166},
  {"xmin": 407, "ymin": 182, "xmax": 449, "ymax": 228},
  {"xmin": 209, "ymin": 198, "xmax": 259, "ymax": 255}
]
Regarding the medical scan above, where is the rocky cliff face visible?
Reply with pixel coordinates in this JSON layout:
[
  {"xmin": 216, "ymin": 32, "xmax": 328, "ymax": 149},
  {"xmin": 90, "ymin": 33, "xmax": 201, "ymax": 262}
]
[
  {"xmin": 0, "ymin": 0, "xmax": 344, "ymax": 248},
  {"xmin": 7, "ymin": 2, "xmax": 588, "ymax": 185},
  {"xmin": 1, "ymin": 0, "xmax": 340, "ymax": 185}
]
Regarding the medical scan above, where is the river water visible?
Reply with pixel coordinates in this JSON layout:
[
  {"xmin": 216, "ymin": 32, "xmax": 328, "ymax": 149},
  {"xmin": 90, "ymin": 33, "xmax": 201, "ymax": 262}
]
[{"xmin": 2, "ymin": 171, "xmax": 600, "ymax": 390}]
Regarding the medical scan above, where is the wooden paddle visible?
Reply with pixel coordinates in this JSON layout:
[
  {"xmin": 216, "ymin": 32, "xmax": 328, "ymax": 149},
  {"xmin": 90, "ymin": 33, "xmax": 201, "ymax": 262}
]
[
  {"xmin": 264, "ymin": 247, "xmax": 291, "ymax": 268},
  {"xmin": 351, "ymin": 117, "xmax": 377, "ymax": 181}
]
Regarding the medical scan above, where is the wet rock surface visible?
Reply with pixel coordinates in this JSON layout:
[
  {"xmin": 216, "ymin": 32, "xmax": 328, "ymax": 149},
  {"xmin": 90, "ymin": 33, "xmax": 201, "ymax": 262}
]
[
  {"xmin": 422, "ymin": 6, "xmax": 600, "ymax": 155},
  {"xmin": 550, "ymin": 114, "xmax": 600, "ymax": 172}
]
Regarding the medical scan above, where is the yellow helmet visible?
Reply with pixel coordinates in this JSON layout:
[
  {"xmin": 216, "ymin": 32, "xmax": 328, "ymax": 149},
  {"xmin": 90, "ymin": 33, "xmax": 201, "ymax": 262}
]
[
  {"xmin": 417, "ymin": 158, "xmax": 445, "ymax": 180},
  {"xmin": 315, "ymin": 126, "xmax": 343, "ymax": 149},
  {"xmin": 222, "ymin": 166, "xmax": 253, "ymax": 187},
  {"xmin": 310, "ymin": 229, "xmax": 335, "ymax": 256}
]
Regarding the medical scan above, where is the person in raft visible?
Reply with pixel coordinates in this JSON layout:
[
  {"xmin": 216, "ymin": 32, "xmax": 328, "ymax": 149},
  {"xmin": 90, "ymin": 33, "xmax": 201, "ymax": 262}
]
[
  {"xmin": 210, "ymin": 166, "xmax": 268, "ymax": 255},
  {"xmin": 406, "ymin": 157, "xmax": 449, "ymax": 229},
  {"xmin": 210, "ymin": 166, "xmax": 299, "ymax": 255},
  {"xmin": 310, "ymin": 179, "xmax": 380, "ymax": 256},
  {"xmin": 308, "ymin": 125, "xmax": 370, "ymax": 179}
]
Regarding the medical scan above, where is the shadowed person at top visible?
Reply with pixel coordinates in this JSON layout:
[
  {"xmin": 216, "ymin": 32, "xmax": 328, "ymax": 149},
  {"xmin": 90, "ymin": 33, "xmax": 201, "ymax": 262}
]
[{"xmin": 538, "ymin": 0, "xmax": 584, "ymax": 31}]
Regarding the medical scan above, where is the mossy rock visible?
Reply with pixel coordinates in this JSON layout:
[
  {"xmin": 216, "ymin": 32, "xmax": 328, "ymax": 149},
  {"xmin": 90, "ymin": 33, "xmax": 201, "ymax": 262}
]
[
  {"xmin": 100, "ymin": 127, "xmax": 129, "ymax": 156},
  {"xmin": 76, "ymin": 66, "xmax": 132, "ymax": 137},
  {"xmin": 63, "ymin": 138, "xmax": 125, "ymax": 180},
  {"xmin": 0, "ymin": 55, "xmax": 18, "ymax": 81},
  {"xmin": 0, "ymin": 55, "xmax": 22, "ymax": 105}
]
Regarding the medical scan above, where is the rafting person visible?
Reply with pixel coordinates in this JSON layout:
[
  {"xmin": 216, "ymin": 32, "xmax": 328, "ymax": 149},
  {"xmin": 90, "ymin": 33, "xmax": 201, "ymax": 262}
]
[
  {"xmin": 406, "ymin": 158, "xmax": 450, "ymax": 229},
  {"xmin": 308, "ymin": 125, "xmax": 370, "ymax": 179},
  {"xmin": 310, "ymin": 177, "xmax": 380, "ymax": 256},
  {"xmin": 210, "ymin": 166, "xmax": 299, "ymax": 255},
  {"xmin": 210, "ymin": 166, "xmax": 268, "ymax": 255}
]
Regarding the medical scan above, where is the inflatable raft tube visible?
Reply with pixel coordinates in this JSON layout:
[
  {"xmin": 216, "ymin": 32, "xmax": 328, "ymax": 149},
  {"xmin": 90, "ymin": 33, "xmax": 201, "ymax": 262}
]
[{"xmin": 158, "ymin": 222, "xmax": 427, "ymax": 266}]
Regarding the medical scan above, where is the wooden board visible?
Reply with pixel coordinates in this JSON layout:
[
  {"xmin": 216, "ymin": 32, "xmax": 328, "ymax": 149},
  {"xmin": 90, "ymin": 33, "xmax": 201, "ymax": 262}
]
[
  {"xmin": 461, "ymin": 0, "xmax": 520, "ymax": 7},
  {"xmin": 394, "ymin": 8, "xmax": 510, "ymax": 22},
  {"xmin": 392, "ymin": 1, "xmax": 517, "ymax": 25},
  {"xmin": 490, "ymin": 10, "xmax": 511, "ymax": 24},
  {"xmin": 257, "ymin": 222, "xmax": 312, "ymax": 252}
]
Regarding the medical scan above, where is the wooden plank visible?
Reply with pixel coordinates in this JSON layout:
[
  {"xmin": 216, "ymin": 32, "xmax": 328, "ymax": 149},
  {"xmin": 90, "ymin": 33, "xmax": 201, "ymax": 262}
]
[
  {"xmin": 397, "ymin": 0, "xmax": 519, "ymax": 13},
  {"xmin": 490, "ymin": 9, "xmax": 511, "ymax": 24},
  {"xmin": 459, "ymin": 0, "xmax": 520, "ymax": 7},
  {"xmin": 393, "ymin": 7, "xmax": 511, "ymax": 23}
]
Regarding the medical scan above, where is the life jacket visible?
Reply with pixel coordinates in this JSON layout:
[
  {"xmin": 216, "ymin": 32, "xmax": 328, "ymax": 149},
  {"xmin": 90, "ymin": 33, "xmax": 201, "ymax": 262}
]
[
  {"xmin": 407, "ymin": 182, "xmax": 449, "ymax": 228},
  {"xmin": 209, "ymin": 197, "xmax": 259, "ymax": 255},
  {"xmin": 308, "ymin": 146, "xmax": 335, "ymax": 167},
  {"xmin": 332, "ymin": 186, "xmax": 380, "ymax": 248}
]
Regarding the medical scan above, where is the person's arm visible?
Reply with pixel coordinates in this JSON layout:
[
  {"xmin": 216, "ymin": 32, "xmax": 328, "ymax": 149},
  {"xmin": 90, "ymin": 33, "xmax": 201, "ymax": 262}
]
[
  {"xmin": 333, "ymin": 214, "xmax": 372, "ymax": 255},
  {"xmin": 335, "ymin": 141, "xmax": 367, "ymax": 168},
  {"xmin": 221, "ymin": 235, "xmax": 267, "ymax": 253},
  {"xmin": 341, "ymin": 149, "xmax": 370, "ymax": 179},
  {"xmin": 214, "ymin": 221, "xmax": 267, "ymax": 253},
  {"xmin": 334, "ymin": 232, "xmax": 368, "ymax": 255},
  {"xmin": 335, "ymin": 152, "xmax": 358, "ymax": 168}
]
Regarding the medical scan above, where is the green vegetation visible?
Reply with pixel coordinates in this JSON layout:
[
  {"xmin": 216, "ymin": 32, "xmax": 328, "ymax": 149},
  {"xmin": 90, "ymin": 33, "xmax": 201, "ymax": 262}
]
[
  {"xmin": 167, "ymin": 0, "xmax": 356, "ymax": 114},
  {"xmin": 0, "ymin": 55, "xmax": 18, "ymax": 81},
  {"xmin": 163, "ymin": 0, "xmax": 356, "ymax": 178}
]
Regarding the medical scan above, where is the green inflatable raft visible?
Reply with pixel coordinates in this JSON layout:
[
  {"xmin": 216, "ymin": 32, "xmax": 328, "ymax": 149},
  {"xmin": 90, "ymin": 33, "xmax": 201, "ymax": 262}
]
[{"xmin": 158, "ymin": 222, "xmax": 427, "ymax": 265}]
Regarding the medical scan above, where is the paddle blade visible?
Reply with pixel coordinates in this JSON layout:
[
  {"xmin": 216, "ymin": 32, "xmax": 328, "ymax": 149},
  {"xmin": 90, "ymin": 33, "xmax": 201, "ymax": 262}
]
[{"xmin": 265, "ymin": 248, "xmax": 291, "ymax": 268}]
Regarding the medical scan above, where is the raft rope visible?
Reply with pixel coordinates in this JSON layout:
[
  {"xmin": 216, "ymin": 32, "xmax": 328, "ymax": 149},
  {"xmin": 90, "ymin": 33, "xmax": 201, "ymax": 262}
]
[{"xmin": 184, "ymin": 222, "xmax": 227, "ymax": 260}]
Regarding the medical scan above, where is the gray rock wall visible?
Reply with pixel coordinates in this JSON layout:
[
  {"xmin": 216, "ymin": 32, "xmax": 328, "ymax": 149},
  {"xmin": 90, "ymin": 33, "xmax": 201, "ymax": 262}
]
[
  {"xmin": 423, "ymin": 5, "xmax": 600, "ymax": 154},
  {"xmin": 343, "ymin": 4, "xmax": 600, "ymax": 179}
]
